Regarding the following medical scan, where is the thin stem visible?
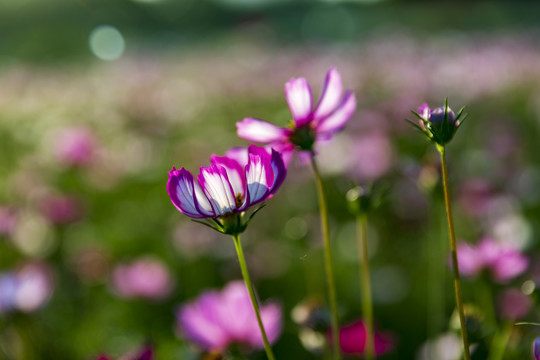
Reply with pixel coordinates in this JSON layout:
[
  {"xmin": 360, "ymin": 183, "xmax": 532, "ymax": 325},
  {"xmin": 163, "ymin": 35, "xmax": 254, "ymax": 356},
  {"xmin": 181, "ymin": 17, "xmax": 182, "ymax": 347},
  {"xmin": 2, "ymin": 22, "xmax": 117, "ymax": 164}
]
[
  {"xmin": 439, "ymin": 146, "xmax": 471, "ymax": 360},
  {"xmin": 231, "ymin": 234, "xmax": 276, "ymax": 360},
  {"xmin": 356, "ymin": 214, "xmax": 375, "ymax": 360},
  {"xmin": 310, "ymin": 156, "xmax": 342, "ymax": 360}
]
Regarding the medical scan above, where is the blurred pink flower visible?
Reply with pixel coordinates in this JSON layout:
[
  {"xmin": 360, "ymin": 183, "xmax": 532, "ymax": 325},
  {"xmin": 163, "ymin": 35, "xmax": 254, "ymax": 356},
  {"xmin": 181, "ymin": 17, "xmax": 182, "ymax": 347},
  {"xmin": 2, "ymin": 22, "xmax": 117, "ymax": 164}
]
[
  {"xmin": 55, "ymin": 127, "xmax": 96, "ymax": 166},
  {"xmin": 111, "ymin": 257, "xmax": 173, "ymax": 300},
  {"xmin": 0, "ymin": 206, "xmax": 17, "ymax": 236},
  {"xmin": 177, "ymin": 281, "xmax": 282, "ymax": 353},
  {"xmin": 0, "ymin": 262, "xmax": 54, "ymax": 313},
  {"xmin": 456, "ymin": 238, "xmax": 528, "ymax": 283},
  {"xmin": 40, "ymin": 195, "xmax": 84, "ymax": 225},
  {"xmin": 497, "ymin": 288, "xmax": 532, "ymax": 320},
  {"xmin": 335, "ymin": 320, "xmax": 394, "ymax": 356}
]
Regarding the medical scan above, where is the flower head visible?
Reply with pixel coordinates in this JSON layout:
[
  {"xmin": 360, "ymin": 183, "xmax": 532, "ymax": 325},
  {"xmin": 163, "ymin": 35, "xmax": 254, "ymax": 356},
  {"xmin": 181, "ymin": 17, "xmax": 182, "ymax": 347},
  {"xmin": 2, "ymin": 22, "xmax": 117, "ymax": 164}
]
[
  {"xmin": 338, "ymin": 320, "xmax": 394, "ymax": 356},
  {"xmin": 410, "ymin": 99, "xmax": 466, "ymax": 147},
  {"xmin": 236, "ymin": 67, "xmax": 356, "ymax": 161},
  {"xmin": 167, "ymin": 145, "xmax": 286, "ymax": 235},
  {"xmin": 456, "ymin": 238, "xmax": 529, "ymax": 283},
  {"xmin": 177, "ymin": 281, "xmax": 282, "ymax": 353}
]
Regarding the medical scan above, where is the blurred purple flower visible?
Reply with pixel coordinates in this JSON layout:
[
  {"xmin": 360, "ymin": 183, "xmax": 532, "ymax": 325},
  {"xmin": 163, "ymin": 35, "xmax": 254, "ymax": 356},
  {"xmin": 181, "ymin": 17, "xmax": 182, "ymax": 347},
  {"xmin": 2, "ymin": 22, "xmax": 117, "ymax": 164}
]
[
  {"xmin": 337, "ymin": 320, "xmax": 394, "ymax": 356},
  {"xmin": 55, "ymin": 127, "xmax": 96, "ymax": 166},
  {"xmin": 456, "ymin": 238, "xmax": 528, "ymax": 283},
  {"xmin": 112, "ymin": 257, "xmax": 173, "ymax": 300},
  {"xmin": 167, "ymin": 145, "xmax": 285, "ymax": 220},
  {"xmin": 177, "ymin": 281, "xmax": 282, "ymax": 353},
  {"xmin": 40, "ymin": 195, "xmax": 84, "ymax": 225},
  {"xmin": 534, "ymin": 337, "xmax": 540, "ymax": 360},
  {"xmin": 497, "ymin": 288, "xmax": 532, "ymax": 320},
  {"xmin": 236, "ymin": 67, "xmax": 356, "ymax": 161},
  {"xmin": 0, "ymin": 206, "xmax": 17, "ymax": 236},
  {"xmin": 0, "ymin": 262, "xmax": 54, "ymax": 313}
]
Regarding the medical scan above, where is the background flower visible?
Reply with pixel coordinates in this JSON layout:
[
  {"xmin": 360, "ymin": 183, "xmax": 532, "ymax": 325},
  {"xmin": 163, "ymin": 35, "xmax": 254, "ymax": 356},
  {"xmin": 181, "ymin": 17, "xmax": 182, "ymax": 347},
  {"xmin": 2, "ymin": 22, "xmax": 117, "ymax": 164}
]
[{"xmin": 177, "ymin": 281, "xmax": 282, "ymax": 353}]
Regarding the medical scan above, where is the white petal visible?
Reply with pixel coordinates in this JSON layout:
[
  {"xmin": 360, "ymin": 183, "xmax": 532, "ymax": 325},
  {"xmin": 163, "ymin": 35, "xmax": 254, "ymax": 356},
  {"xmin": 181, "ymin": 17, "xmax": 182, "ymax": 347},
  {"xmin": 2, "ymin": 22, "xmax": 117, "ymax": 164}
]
[{"xmin": 199, "ymin": 166, "xmax": 236, "ymax": 216}]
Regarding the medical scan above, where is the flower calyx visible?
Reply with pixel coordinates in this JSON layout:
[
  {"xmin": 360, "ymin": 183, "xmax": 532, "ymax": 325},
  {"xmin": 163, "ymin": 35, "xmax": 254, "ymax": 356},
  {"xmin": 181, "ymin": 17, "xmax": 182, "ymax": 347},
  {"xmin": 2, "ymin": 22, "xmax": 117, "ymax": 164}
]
[{"xmin": 408, "ymin": 98, "xmax": 467, "ymax": 147}]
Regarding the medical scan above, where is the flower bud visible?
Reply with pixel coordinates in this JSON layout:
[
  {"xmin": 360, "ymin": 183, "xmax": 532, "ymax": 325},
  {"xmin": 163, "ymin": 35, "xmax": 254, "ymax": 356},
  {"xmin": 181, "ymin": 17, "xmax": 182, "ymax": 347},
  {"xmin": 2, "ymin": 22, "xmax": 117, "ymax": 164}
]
[
  {"xmin": 428, "ymin": 106, "xmax": 456, "ymax": 126},
  {"xmin": 409, "ymin": 99, "xmax": 466, "ymax": 147}
]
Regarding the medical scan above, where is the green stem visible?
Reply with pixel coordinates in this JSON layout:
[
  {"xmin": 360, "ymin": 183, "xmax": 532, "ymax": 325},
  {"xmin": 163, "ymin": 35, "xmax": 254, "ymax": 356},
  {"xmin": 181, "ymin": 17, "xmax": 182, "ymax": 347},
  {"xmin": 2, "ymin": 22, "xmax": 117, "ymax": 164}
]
[
  {"xmin": 438, "ymin": 145, "xmax": 471, "ymax": 360},
  {"xmin": 231, "ymin": 234, "xmax": 276, "ymax": 360},
  {"xmin": 356, "ymin": 214, "xmax": 375, "ymax": 360},
  {"xmin": 487, "ymin": 322, "xmax": 513, "ymax": 360},
  {"xmin": 310, "ymin": 156, "xmax": 342, "ymax": 360}
]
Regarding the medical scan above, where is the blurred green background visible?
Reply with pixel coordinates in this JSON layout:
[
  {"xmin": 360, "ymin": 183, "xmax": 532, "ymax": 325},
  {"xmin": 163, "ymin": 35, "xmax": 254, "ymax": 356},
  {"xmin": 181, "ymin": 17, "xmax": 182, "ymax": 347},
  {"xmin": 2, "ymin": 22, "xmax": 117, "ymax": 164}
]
[{"xmin": 2, "ymin": 0, "xmax": 540, "ymax": 359}]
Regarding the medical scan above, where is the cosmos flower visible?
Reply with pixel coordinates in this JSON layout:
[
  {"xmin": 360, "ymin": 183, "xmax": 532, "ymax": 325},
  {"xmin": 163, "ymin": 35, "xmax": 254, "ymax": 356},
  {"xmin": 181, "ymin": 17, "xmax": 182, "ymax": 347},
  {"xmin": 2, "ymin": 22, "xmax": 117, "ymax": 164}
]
[
  {"xmin": 167, "ymin": 145, "xmax": 286, "ymax": 234},
  {"xmin": 177, "ymin": 281, "xmax": 282, "ymax": 353},
  {"xmin": 456, "ymin": 238, "xmax": 529, "ymax": 283},
  {"xmin": 236, "ymin": 67, "xmax": 356, "ymax": 161}
]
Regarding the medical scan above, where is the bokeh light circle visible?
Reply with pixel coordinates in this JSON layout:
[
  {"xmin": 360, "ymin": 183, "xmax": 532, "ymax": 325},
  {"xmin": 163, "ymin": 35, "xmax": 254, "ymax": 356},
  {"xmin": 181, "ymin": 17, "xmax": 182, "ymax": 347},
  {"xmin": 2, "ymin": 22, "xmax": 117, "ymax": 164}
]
[{"xmin": 88, "ymin": 25, "xmax": 125, "ymax": 61}]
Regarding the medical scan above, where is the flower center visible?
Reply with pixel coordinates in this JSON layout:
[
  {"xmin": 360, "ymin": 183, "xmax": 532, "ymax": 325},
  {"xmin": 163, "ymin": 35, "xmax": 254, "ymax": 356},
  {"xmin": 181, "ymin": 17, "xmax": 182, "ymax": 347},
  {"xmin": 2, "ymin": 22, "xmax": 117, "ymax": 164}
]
[
  {"xmin": 235, "ymin": 193, "xmax": 243, "ymax": 208},
  {"xmin": 288, "ymin": 124, "xmax": 316, "ymax": 151}
]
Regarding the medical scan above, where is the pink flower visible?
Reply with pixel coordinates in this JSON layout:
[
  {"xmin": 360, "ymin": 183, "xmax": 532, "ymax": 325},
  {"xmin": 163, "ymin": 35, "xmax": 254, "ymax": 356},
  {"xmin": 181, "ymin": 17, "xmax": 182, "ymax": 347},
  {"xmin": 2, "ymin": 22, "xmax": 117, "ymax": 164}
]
[
  {"xmin": 337, "ymin": 320, "xmax": 394, "ymax": 356},
  {"xmin": 456, "ymin": 238, "xmax": 528, "ymax": 283},
  {"xmin": 55, "ymin": 127, "xmax": 96, "ymax": 166},
  {"xmin": 177, "ymin": 281, "xmax": 282, "ymax": 353},
  {"xmin": 111, "ymin": 257, "xmax": 173, "ymax": 300},
  {"xmin": 236, "ymin": 67, "xmax": 356, "ymax": 162}
]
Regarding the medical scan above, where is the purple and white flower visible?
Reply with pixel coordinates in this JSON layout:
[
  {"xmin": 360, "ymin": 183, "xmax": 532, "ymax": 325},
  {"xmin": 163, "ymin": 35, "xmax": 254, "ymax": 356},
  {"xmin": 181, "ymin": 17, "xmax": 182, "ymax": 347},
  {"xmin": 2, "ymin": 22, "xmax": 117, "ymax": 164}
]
[
  {"xmin": 177, "ymin": 281, "xmax": 282, "ymax": 353},
  {"xmin": 167, "ymin": 145, "xmax": 286, "ymax": 223},
  {"xmin": 236, "ymin": 67, "xmax": 356, "ymax": 161}
]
